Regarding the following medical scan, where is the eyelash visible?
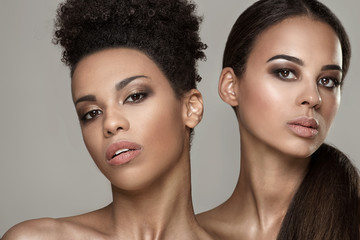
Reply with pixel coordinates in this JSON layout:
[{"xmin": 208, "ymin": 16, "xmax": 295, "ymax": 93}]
[
  {"xmin": 79, "ymin": 92, "xmax": 148, "ymax": 123},
  {"xmin": 273, "ymin": 68, "xmax": 297, "ymax": 81},
  {"xmin": 81, "ymin": 109, "xmax": 102, "ymax": 123},
  {"xmin": 273, "ymin": 68, "xmax": 340, "ymax": 89},
  {"xmin": 317, "ymin": 77, "xmax": 340, "ymax": 88},
  {"xmin": 124, "ymin": 92, "xmax": 148, "ymax": 104}
]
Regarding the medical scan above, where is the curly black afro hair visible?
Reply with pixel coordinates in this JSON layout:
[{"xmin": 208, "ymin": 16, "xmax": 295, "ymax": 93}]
[{"xmin": 53, "ymin": 0, "xmax": 207, "ymax": 96}]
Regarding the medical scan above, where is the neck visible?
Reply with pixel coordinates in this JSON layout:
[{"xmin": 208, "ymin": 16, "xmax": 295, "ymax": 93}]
[
  {"xmin": 230, "ymin": 133, "xmax": 310, "ymax": 233},
  {"xmin": 105, "ymin": 152, "xmax": 206, "ymax": 239}
]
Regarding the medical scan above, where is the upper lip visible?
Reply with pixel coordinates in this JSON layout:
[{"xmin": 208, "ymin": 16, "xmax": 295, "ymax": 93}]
[
  {"xmin": 105, "ymin": 141, "xmax": 142, "ymax": 160},
  {"xmin": 287, "ymin": 117, "xmax": 319, "ymax": 129}
]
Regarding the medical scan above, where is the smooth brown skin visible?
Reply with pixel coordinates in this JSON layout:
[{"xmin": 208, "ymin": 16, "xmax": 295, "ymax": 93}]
[
  {"xmin": 197, "ymin": 17, "xmax": 343, "ymax": 240},
  {"xmin": 3, "ymin": 49, "xmax": 213, "ymax": 240}
]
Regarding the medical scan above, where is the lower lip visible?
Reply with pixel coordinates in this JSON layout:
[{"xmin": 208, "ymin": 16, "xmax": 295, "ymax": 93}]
[
  {"xmin": 108, "ymin": 149, "xmax": 141, "ymax": 166},
  {"xmin": 287, "ymin": 124, "xmax": 319, "ymax": 138}
]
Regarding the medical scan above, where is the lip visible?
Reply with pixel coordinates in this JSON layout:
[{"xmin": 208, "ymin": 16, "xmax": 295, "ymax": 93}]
[
  {"xmin": 287, "ymin": 117, "xmax": 319, "ymax": 138},
  {"xmin": 106, "ymin": 141, "xmax": 142, "ymax": 166}
]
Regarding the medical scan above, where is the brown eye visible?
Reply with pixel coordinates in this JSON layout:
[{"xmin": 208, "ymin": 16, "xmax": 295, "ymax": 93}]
[
  {"xmin": 130, "ymin": 94, "xmax": 142, "ymax": 101},
  {"xmin": 318, "ymin": 77, "xmax": 339, "ymax": 88},
  {"xmin": 124, "ymin": 92, "xmax": 147, "ymax": 103},
  {"xmin": 280, "ymin": 70, "xmax": 290, "ymax": 78},
  {"xmin": 274, "ymin": 68, "xmax": 297, "ymax": 81},
  {"xmin": 320, "ymin": 78, "xmax": 330, "ymax": 86},
  {"xmin": 83, "ymin": 109, "xmax": 102, "ymax": 121}
]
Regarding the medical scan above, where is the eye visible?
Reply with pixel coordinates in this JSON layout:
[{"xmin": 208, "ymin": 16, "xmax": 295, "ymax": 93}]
[
  {"xmin": 81, "ymin": 109, "xmax": 102, "ymax": 122},
  {"xmin": 317, "ymin": 77, "xmax": 340, "ymax": 88},
  {"xmin": 274, "ymin": 68, "xmax": 297, "ymax": 81},
  {"xmin": 124, "ymin": 92, "xmax": 147, "ymax": 103}
]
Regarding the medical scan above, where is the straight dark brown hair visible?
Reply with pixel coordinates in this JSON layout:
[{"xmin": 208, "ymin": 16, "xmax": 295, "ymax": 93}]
[
  {"xmin": 223, "ymin": 0, "xmax": 359, "ymax": 238},
  {"xmin": 278, "ymin": 144, "xmax": 359, "ymax": 239}
]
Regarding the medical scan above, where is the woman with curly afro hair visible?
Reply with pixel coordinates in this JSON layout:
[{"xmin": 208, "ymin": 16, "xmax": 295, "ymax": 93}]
[{"xmin": 3, "ymin": 0, "xmax": 212, "ymax": 239}]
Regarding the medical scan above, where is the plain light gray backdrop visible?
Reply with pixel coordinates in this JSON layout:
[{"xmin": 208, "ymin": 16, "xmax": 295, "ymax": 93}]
[{"xmin": 1, "ymin": 0, "xmax": 359, "ymax": 235}]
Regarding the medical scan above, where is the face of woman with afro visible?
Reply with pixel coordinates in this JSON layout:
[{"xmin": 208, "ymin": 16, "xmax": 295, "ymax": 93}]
[{"xmin": 71, "ymin": 48, "xmax": 203, "ymax": 191}]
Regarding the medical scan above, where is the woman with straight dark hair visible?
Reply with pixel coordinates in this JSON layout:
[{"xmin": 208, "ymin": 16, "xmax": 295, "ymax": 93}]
[{"xmin": 197, "ymin": 0, "xmax": 359, "ymax": 239}]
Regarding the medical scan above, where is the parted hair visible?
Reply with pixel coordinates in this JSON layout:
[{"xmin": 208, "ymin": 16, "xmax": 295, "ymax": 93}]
[{"xmin": 223, "ymin": 0, "xmax": 358, "ymax": 239}]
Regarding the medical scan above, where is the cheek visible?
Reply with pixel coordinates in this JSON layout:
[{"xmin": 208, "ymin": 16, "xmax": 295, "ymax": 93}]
[
  {"xmin": 131, "ymin": 98, "xmax": 185, "ymax": 147},
  {"xmin": 320, "ymin": 91, "xmax": 341, "ymax": 126},
  {"xmin": 81, "ymin": 124, "xmax": 102, "ymax": 160},
  {"xmin": 238, "ymin": 80, "xmax": 287, "ymax": 120}
]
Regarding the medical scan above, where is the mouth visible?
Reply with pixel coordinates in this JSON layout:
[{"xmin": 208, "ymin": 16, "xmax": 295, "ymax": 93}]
[
  {"xmin": 288, "ymin": 117, "xmax": 319, "ymax": 128},
  {"xmin": 287, "ymin": 117, "xmax": 319, "ymax": 138},
  {"xmin": 112, "ymin": 149, "xmax": 133, "ymax": 159},
  {"xmin": 106, "ymin": 141, "xmax": 142, "ymax": 165}
]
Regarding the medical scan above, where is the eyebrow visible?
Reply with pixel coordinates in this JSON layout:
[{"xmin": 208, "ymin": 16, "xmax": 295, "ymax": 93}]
[
  {"xmin": 321, "ymin": 64, "xmax": 342, "ymax": 72},
  {"xmin": 267, "ymin": 54, "xmax": 304, "ymax": 66},
  {"xmin": 115, "ymin": 75, "xmax": 150, "ymax": 91},
  {"xmin": 74, "ymin": 75, "xmax": 150, "ymax": 106},
  {"xmin": 267, "ymin": 54, "xmax": 342, "ymax": 73},
  {"xmin": 74, "ymin": 95, "xmax": 96, "ymax": 106}
]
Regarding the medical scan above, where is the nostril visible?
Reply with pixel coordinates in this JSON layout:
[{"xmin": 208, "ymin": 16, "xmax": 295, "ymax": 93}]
[
  {"xmin": 107, "ymin": 127, "xmax": 123, "ymax": 136},
  {"xmin": 301, "ymin": 101, "xmax": 309, "ymax": 105}
]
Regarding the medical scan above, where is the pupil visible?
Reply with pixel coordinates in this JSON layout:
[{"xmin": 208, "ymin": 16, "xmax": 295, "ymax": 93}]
[
  {"xmin": 90, "ymin": 110, "xmax": 97, "ymax": 117},
  {"xmin": 282, "ymin": 70, "xmax": 289, "ymax": 77}
]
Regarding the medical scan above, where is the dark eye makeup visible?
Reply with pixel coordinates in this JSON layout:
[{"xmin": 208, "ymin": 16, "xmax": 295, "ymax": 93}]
[
  {"xmin": 80, "ymin": 109, "xmax": 103, "ymax": 123},
  {"xmin": 124, "ymin": 92, "xmax": 148, "ymax": 104},
  {"xmin": 317, "ymin": 77, "xmax": 340, "ymax": 88},
  {"xmin": 271, "ymin": 68, "xmax": 298, "ymax": 81},
  {"xmin": 270, "ymin": 65, "xmax": 341, "ymax": 89}
]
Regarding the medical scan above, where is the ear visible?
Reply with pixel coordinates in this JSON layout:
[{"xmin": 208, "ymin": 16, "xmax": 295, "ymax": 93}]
[
  {"xmin": 218, "ymin": 67, "xmax": 238, "ymax": 107},
  {"xmin": 182, "ymin": 89, "xmax": 204, "ymax": 129}
]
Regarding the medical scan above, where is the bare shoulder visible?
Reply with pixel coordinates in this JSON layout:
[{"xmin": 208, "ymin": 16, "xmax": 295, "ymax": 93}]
[
  {"xmin": 196, "ymin": 207, "xmax": 229, "ymax": 239},
  {"xmin": 2, "ymin": 218, "xmax": 65, "ymax": 240},
  {"xmin": 197, "ymin": 200, "xmax": 247, "ymax": 240},
  {"xmin": 197, "ymin": 209, "xmax": 220, "ymax": 230},
  {"xmin": 2, "ymin": 207, "xmax": 111, "ymax": 240}
]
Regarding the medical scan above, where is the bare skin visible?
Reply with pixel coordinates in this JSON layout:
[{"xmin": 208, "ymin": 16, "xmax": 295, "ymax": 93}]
[
  {"xmin": 197, "ymin": 17, "xmax": 343, "ymax": 240},
  {"xmin": 3, "ymin": 49, "xmax": 213, "ymax": 240},
  {"xmin": 4, "ymin": 163, "xmax": 210, "ymax": 240}
]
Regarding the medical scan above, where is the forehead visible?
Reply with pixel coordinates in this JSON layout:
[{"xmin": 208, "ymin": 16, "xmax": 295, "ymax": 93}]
[
  {"xmin": 71, "ymin": 48, "xmax": 167, "ymax": 96},
  {"xmin": 73, "ymin": 48, "xmax": 160, "ymax": 81},
  {"xmin": 249, "ymin": 16, "xmax": 342, "ymax": 66}
]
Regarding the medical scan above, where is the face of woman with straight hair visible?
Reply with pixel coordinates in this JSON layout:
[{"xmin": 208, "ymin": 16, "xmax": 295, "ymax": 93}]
[
  {"xmin": 72, "ymin": 48, "xmax": 202, "ymax": 192},
  {"xmin": 220, "ymin": 16, "xmax": 343, "ymax": 158}
]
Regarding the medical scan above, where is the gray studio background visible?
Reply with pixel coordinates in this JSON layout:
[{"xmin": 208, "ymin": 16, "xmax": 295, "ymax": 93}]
[{"xmin": 1, "ymin": 0, "xmax": 359, "ymax": 235}]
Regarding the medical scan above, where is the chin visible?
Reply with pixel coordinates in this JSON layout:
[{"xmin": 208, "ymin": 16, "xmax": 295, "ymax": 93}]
[
  {"xmin": 109, "ymin": 171, "xmax": 160, "ymax": 193},
  {"xmin": 110, "ymin": 179, "xmax": 150, "ymax": 193},
  {"xmin": 281, "ymin": 141, "xmax": 321, "ymax": 159}
]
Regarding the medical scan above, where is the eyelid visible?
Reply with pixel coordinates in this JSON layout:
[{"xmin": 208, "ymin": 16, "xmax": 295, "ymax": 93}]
[
  {"xmin": 78, "ymin": 107, "xmax": 102, "ymax": 123},
  {"xmin": 124, "ymin": 91, "xmax": 148, "ymax": 104},
  {"xmin": 317, "ymin": 76, "xmax": 340, "ymax": 88},
  {"xmin": 272, "ymin": 68, "xmax": 298, "ymax": 81},
  {"xmin": 122, "ymin": 84, "xmax": 152, "ymax": 102}
]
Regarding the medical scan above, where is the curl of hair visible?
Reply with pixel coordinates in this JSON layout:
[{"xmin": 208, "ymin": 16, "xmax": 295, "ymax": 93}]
[
  {"xmin": 53, "ymin": 0, "xmax": 207, "ymax": 97},
  {"xmin": 278, "ymin": 144, "xmax": 359, "ymax": 239}
]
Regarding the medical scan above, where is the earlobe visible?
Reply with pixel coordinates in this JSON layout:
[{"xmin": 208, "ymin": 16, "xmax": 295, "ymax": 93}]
[
  {"xmin": 218, "ymin": 67, "xmax": 238, "ymax": 107},
  {"xmin": 183, "ymin": 89, "xmax": 203, "ymax": 129}
]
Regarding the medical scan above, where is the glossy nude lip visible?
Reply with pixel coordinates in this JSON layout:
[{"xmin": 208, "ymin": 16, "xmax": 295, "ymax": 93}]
[
  {"xmin": 287, "ymin": 117, "xmax": 319, "ymax": 138},
  {"xmin": 106, "ymin": 141, "xmax": 142, "ymax": 166}
]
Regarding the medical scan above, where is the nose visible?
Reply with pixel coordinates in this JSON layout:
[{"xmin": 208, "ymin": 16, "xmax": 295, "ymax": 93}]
[
  {"xmin": 296, "ymin": 80, "xmax": 322, "ymax": 109},
  {"xmin": 103, "ymin": 108, "xmax": 129, "ymax": 137}
]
